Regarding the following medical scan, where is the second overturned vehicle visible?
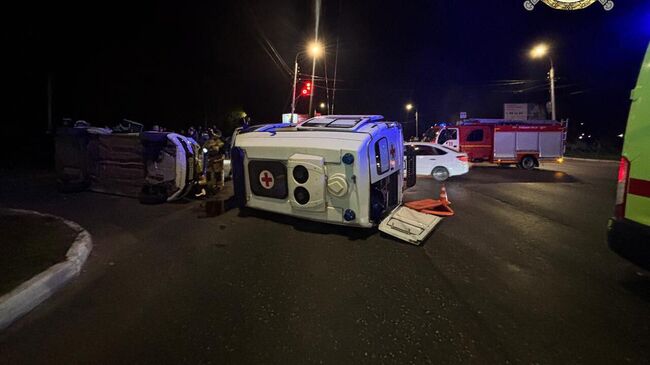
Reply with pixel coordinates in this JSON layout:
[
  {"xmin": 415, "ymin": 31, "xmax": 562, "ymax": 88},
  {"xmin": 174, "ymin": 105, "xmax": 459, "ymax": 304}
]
[{"xmin": 230, "ymin": 115, "xmax": 444, "ymax": 244}]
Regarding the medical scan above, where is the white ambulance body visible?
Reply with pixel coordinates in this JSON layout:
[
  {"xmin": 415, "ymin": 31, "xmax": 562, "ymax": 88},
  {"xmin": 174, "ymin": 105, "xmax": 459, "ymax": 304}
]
[{"xmin": 231, "ymin": 115, "xmax": 440, "ymax": 244}]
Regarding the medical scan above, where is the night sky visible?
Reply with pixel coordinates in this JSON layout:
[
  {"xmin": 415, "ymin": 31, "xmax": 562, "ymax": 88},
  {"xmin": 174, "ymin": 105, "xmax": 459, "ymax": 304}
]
[{"xmin": 3, "ymin": 0, "xmax": 650, "ymax": 164}]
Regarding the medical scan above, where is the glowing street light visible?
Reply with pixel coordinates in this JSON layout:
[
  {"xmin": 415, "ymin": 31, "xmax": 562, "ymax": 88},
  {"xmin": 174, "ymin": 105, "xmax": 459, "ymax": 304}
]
[
  {"xmin": 319, "ymin": 102, "xmax": 326, "ymax": 109},
  {"xmin": 530, "ymin": 43, "xmax": 549, "ymax": 59},
  {"xmin": 405, "ymin": 103, "xmax": 413, "ymax": 111},
  {"xmin": 309, "ymin": 42, "xmax": 323, "ymax": 58},
  {"xmin": 529, "ymin": 43, "xmax": 556, "ymax": 121}
]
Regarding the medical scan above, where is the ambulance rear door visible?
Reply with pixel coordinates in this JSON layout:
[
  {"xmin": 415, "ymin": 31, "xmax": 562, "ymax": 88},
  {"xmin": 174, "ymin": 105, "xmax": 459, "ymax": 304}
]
[{"xmin": 378, "ymin": 206, "xmax": 442, "ymax": 245}]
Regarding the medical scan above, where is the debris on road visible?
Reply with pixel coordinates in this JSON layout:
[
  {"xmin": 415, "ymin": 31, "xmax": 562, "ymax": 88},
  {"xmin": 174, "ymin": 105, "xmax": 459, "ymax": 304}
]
[
  {"xmin": 378, "ymin": 206, "xmax": 442, "ymax": 245},
  {"xmin": 405, "ymin": 186, "xmax": 455, "ymax": 217}
]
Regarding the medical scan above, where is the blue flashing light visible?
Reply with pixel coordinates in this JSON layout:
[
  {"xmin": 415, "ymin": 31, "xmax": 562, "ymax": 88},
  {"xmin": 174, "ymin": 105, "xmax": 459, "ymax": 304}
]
[
  {"xmin": 343, "ymin": 209, "xmax": 356, "ymax": 222},
  {"xmin": 342, "ymin": 153, "xmax": 355, "ymax": 165}
]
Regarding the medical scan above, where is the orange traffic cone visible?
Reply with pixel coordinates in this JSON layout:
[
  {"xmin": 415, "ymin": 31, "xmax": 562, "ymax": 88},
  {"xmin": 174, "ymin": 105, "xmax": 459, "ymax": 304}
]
[{"xmin": 439, "ymin": 185, "xmax": 450, "ymax": 205}]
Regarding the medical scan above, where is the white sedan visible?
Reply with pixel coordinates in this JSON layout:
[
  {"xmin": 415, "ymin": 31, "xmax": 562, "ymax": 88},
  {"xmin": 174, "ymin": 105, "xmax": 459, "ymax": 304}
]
[{"xmin": 406, "ymin": 142, "xmax": 469, "ymax": 181}]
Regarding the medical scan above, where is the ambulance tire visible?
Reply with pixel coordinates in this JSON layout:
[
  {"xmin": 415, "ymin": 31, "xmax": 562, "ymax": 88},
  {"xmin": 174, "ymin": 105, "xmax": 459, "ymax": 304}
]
[
  {"xmin": 432, "ymin": 167, "xmax": 450, "ymax": 181},
  {"xmin": 520, "ymin": 156, "xmax": 537, "ymax": 170}
]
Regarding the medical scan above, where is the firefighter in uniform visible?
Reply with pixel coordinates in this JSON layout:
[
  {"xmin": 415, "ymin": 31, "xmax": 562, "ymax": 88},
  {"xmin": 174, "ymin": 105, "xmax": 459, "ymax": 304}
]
[{"xmin": 197, "ymin": 129, "xmax": 225, "ymax": 196}]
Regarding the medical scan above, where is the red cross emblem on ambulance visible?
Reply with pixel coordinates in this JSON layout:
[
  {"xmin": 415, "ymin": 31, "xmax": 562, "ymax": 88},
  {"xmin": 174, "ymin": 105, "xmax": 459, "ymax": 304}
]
[{"xmin": 259, "ymin": 170, "xmax": 274, "ymax": 189}]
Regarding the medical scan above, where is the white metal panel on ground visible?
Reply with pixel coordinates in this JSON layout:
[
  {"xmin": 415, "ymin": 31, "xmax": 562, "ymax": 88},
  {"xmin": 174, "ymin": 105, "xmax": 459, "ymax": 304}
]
[
  {"xmin": 539, "ymin": 131, "xmax": 564, "ymax": 157},
  {"xmin": 378, "ymin": 206, "xmax": 442, "ymax": 245},
  {"xmin": 494, "ymin": 132, "xmax": 516, "ymax": 158},
  {"xmin": 516, "ymin": 132, "xmax": 539, "ymax": 151}
]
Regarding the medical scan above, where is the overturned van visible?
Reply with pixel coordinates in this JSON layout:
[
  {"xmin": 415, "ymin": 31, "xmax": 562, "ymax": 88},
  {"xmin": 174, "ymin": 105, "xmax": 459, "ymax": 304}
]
[
  {"xmin": 230, "ymin": 115, "xmax": 441, "ymax": 244},
  {"xmin": 55, "ymin": 127, "xmax": 201, "ymax": 203}
]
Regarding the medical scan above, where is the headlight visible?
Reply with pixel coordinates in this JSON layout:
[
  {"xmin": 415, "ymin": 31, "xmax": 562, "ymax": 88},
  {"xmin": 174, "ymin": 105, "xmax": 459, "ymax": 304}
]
[
  {"xmin": 293, "ymin": 187, "xmax": 310, "ymax": 205},
  {"xmin": 293, "ymin": 165, "xmax": 309, "ymax": 184}
]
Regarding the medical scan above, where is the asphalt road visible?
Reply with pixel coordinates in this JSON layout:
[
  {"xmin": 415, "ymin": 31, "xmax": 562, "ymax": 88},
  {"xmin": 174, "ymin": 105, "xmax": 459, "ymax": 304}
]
[{"xmin": 1, "ymin": 159, "xmax": 649, "ymax": 364}]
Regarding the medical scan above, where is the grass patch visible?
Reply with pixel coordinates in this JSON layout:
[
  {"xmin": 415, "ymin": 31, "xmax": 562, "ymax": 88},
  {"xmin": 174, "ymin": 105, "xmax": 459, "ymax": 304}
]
[{"xmin": 0, "ymin": 213, "xmax": 78, "ymax": 295}]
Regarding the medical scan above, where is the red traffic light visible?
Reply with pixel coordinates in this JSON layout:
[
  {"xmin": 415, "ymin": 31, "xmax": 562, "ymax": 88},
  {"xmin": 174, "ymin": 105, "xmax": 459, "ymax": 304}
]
[{"xmin": 301, "ymin": 81, "xmax": 312, "ymax": 96}]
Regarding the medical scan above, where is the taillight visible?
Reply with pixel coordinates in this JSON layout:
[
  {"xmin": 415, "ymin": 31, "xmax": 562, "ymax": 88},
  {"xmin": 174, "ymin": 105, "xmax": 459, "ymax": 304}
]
[
  {"xmin": 457, "ymin": 155, "xmax": 469, "ymax": 163},
  {"xmin": 615, "ymin": 157, "xmax": 630, "ymax": 219}
]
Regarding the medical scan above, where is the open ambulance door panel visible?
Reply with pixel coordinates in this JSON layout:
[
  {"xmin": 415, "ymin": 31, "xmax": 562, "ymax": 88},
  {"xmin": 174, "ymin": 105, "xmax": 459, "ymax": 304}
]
[{"xmin": 378, "ymin": 206, "xmax": 442, "ymax": 245}]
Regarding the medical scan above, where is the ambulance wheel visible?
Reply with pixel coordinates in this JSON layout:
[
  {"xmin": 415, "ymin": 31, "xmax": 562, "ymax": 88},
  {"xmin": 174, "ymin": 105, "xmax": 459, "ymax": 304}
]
[
  {"xmin": 520, "ymin": 156, "xmax": 537, "ymax": 170},
  {"xmin": 432, "ymin": 167, "xmax": 450, "ymax": 181}
]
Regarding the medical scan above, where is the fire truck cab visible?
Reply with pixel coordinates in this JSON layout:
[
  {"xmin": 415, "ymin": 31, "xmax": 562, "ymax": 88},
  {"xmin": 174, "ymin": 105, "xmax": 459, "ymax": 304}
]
[{"xmin": 434, "ymin": 119, "xmax": 566, "ymax": 169}]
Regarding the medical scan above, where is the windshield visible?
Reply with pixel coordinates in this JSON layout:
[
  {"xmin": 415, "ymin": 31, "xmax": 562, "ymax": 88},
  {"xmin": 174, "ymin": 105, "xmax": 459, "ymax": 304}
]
[{"xmin": 437, "ymin": 128, "xmax": 457, "ymax": 144}]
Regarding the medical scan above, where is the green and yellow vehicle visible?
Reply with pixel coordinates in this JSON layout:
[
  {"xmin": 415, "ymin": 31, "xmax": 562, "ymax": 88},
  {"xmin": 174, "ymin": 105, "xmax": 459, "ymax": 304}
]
[{"xmin": 608, "ymin": 43, "xmax": 650, "ymax": 270}]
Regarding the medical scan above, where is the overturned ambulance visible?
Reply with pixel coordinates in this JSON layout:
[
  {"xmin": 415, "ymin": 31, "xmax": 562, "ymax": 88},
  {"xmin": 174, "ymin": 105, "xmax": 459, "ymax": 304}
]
[{"xmin": 230, "ymin": 115, "xmax": 443, "ymax": 244}]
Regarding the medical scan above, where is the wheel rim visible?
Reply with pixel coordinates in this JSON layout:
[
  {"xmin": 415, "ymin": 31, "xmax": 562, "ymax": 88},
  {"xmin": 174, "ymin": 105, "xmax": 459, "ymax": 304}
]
[
  {"xmin": 522, "ymin": 158, "xmax": 534, "ymax": 169},
  {"xmin": 433, "ymin": 168, "xmax": 448, "ymax": 180}
]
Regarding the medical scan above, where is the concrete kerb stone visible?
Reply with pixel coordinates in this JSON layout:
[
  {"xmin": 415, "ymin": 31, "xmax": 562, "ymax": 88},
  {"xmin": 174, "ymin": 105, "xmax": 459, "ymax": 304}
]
[{"xmin": 0, "ymin": 209, "xmax": 93, "ymax": 331}]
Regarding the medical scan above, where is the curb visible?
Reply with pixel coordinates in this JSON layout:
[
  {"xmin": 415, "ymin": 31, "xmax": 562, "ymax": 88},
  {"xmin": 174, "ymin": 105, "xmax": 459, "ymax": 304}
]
[
  {"xmin": 563, "ymin": 157, "xmax": 619, "ymax": 163},
  {"xmin": 0, "ymin": 209, "xmax": 93, "ymax": 331}
]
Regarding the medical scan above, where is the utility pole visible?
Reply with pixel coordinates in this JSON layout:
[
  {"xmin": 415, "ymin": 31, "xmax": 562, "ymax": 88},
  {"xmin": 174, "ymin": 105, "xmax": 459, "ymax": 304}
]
[
  {"xmin": 308, "ymin": 56, "xmax": 316, "ymax": 117},
  {"xmin": 290, "ymin": 56, "xmax": 299, "ymax": 123},
  {"xmin": 529, "ymin": 44, "xmax": 557, "ymax": 121},
  {"xmin": 549, "ymin": 58, "xmax": 556, "ymax": 121}
]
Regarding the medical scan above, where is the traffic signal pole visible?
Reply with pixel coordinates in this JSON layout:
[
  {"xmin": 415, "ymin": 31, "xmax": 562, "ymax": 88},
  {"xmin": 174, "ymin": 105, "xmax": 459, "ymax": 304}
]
[
  {"xmin": 308, "ymin": 56, "xmax": 316, "ymax": 117},
  {"xmin": 290, "ymin": 55, "xmax": 299, "ymax": 123}
]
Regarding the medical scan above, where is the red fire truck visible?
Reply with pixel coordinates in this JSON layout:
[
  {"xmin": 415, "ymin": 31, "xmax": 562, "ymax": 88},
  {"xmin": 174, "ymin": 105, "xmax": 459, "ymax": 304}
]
[{"xmin": 433, "ymin": 119, "xmax": 567, "ymax": 169}]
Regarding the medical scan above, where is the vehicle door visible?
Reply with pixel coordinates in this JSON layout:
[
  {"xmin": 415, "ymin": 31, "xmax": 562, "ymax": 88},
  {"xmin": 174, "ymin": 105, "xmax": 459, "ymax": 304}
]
[
  {"xmin": 412, "ymin": 145, "xmax": 439, "ymax": 175},
  {"xmin": 379, "ymin": 206, "xmax": 443, "ymax": 245},
  {"xmin": 461, "ymin": 126, "xmax": 491, "ymax": 161},
  {"xmin": 437, "ymin": 128, "xmax": 459, "ymax": 151}
]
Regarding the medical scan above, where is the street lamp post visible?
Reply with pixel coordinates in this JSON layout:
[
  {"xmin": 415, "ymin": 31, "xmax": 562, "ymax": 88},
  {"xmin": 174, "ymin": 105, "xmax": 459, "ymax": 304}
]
[
  {"xmin": 290, "ymin": 42, "xmax": 322, "ymax": 123},
  {"xmin": 549, "ymin": 59, "xmax": 556, "ymax": 121},
  {"xmin": 290, "ymin": 54, "xmax": 299, "ymax": 123},
  {"xmin": 406, "ymin": 103, "xmax": 419, "ymax": 139},
  {"xmin": 530, "ymin": 43, "xmax": 556, "ymax": 121}
]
